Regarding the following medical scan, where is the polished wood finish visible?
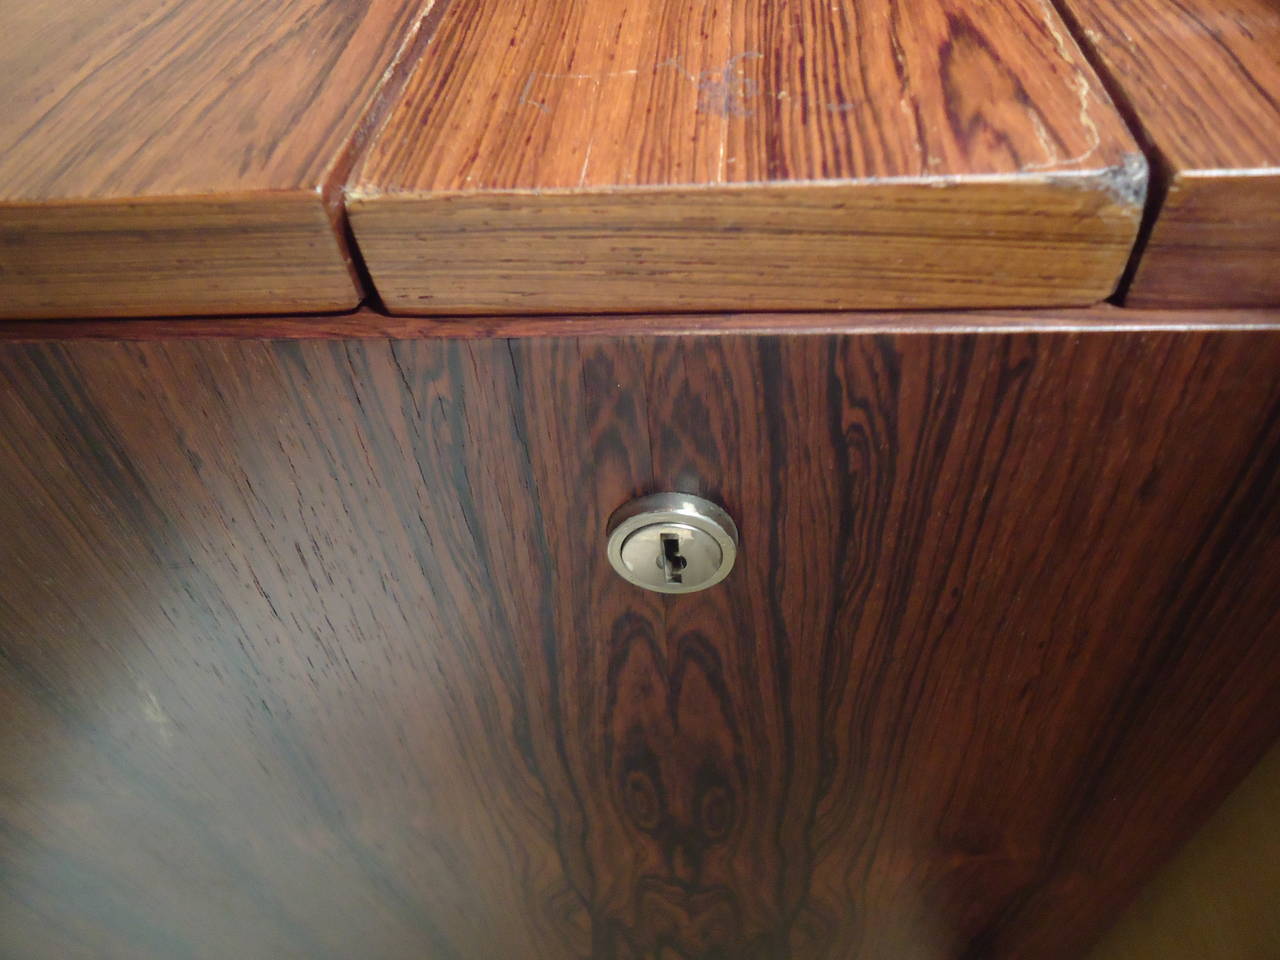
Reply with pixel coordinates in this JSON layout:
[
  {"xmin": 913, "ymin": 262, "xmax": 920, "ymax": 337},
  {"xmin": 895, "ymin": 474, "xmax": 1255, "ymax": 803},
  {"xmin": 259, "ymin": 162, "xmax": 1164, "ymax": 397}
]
[
  {"xmin": 349, "ymin": 0, "xmax": 1146, "ymax": 314},
  {"xmin": 1089, "ymin": 740, "xmax": 1280, "ymax": 960},
  {"xmin": 5, "ymin": 305, "xmax": 1280, "ymax": 342},
  {"xmin": 1056, "ymin": 0, "xmax": 1280, "ymax": 307},
  {"xmin": 0, "ymin": 0, "xmax": 441, "ymax": 319},
  {"xmin": 3, "ymin": 320, "xmax": 1280, "ymax": 959}
]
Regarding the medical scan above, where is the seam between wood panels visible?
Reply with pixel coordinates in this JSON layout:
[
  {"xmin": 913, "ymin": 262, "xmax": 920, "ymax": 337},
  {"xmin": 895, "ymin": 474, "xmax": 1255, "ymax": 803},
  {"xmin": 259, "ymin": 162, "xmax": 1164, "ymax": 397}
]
[
  {"xmin": 321, "ymin": 0, "xmax": 462, "ymax": 308},
  {"xmin": 1043, "ymin": 0, "xmax": 1173, "ymax": 304}
]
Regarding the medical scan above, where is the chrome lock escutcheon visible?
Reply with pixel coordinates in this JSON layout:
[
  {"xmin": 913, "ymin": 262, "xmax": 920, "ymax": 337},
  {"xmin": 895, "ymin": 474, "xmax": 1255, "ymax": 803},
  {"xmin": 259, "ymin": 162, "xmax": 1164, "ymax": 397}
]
[{"xmin": 605, "ymin": 493, "xmax": 739, "ymax": 594}]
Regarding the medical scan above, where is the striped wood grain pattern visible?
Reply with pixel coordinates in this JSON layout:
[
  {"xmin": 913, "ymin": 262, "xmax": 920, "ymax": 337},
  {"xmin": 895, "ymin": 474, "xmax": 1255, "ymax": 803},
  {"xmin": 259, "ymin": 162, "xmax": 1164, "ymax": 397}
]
[
  {"xmin": 3, "ymin": 322, "xmax": 1280, "ymax": 958},
  {"xmin": 0, "ymin": 0, "xmax": 441, "ymax": 319},
  {"xmin": 348, "ymin": 0, "xmax": 1148, "ymax": 315}
]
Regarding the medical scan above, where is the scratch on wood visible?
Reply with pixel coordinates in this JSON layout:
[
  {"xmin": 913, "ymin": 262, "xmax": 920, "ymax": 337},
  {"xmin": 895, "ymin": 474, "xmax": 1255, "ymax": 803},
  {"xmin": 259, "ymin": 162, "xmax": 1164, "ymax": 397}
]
[
  {"xmin": 517, "ymin": 55, "xmax": 765, "ymax": 118},
  {"xmin": 518, "ymin": 72, "xmax": 549, "ymax": 113},
  {"xmin": 697, "ymin": 52, "xmax": 764, "ymax": 116}
]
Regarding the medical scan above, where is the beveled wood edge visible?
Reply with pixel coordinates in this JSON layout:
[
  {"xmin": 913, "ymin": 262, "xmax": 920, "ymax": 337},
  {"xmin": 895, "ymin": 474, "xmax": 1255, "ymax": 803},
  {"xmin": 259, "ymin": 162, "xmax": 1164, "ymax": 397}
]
[
  {"xmin": 0, "ymin": 0, "xmax": 450, "ymax": 321},
  {"xmin": 1047, "ymin": 0, "xmax": 1280, "ymax": 308},
  {"xmin": 0, "ymin": 189, "xmax": 364, "ymax": 320},
  {"xmin": 318, "ymin": 0, "xmax": 458, "ymax": 261},
  {"xmin": 2, "ymin": 306, "xmax": 1279, "ymax": 342},
  {"xmin": 1122, "ymin": 170, "xmax": 1280, "ymax": 309}
]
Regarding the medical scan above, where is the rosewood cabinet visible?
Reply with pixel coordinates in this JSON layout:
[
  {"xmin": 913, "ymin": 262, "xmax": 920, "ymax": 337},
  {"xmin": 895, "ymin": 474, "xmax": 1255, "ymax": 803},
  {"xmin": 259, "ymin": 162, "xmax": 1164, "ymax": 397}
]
[{"xmin": 1, "ymin": 0, "xmax": 1278, "ymax": 958}]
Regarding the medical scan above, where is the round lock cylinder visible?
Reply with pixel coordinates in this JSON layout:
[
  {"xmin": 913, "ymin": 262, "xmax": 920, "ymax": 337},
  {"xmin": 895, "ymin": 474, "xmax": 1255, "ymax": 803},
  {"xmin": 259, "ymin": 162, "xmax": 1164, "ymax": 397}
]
[{"xmin": 605, "ymin": 493, "xmax": 739, "ymax": 594}]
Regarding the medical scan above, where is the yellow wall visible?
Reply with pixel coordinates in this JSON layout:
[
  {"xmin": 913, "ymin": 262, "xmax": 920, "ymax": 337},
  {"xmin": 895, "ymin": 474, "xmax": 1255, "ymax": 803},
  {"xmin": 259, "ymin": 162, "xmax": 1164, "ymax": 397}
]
[{"xmin": 1089, "ymin": 740, "xmax": 1280, "ymax": 960}]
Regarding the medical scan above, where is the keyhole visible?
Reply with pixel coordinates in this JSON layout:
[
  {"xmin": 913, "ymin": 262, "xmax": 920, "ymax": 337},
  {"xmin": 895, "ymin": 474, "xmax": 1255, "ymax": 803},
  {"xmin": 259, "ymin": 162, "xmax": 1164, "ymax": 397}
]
[{"xmin": 660, "ymin": 533, "xmax": 688, "ymax": 584}]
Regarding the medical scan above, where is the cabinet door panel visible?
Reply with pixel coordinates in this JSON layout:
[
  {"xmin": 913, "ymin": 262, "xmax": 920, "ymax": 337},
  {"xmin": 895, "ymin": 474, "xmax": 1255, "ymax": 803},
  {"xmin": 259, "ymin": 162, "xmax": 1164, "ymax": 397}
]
[{"xmin": 1, "ymin": 328, "xmax": 1279, "ymax": 959}]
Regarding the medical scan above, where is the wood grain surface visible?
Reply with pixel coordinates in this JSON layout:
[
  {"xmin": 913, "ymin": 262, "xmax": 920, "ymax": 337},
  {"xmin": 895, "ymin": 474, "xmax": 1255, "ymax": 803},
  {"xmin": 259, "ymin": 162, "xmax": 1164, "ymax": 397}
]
[
  {"xmin": 0, "ymin": 0, "xmax": 441, "ymax": 319},
  {"xmin": 348, "ymin": 0, "xmax": 1147, "ymax": 314},
  {"xmin": 1054, "ymin": 0, "xmax": 1280, "ymax": 307},
  {"xmin": 3, "ymin": 324, "xmax": 1280, "ymax": 959},
  {"xmin": 6, "ymin": 305, "xmax": 1280, "ymax": 343}
]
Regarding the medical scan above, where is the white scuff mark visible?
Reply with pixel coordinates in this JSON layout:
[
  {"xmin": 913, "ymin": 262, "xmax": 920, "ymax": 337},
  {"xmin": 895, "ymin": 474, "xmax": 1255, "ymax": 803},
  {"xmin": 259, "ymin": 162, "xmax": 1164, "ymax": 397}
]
[
  {"xmin": 1024, "ymin": 0, "xmax": 1101, "ymax": 171},
  {"xmin": 539, "ymin": 69, "xmax": 640, "ymax": 81},
  {"xmin": 1028, "ymin": 110, "xmax": 1060, "ymax": 164},
  {"xmin": 140, "ymin": 688, "xmax": 175, "ymax": 746},
  {"xmin": 898, "ymin": 94, "xmax": 915, "ymax": 130},
  {"xmin": 696, "ymin": 52, "xmax": 763, "ymax": 117},
  {"xmin": 578, "ymin": 140, "xmax": 594, "ymax": 187},
  {"xmin": 519, "ymin": 68, "xmax": 643, "ymax": 115},
  {"xmin": 518, "ymin": 56, "xmax": 764, "ymax": 121},
  {"xmin": 656, "ymin": 57, "xmax": 696, "ymax": 81},
  {"xmin": 518, "ymin": 71, "xmax": 549, "ymax": 113}
]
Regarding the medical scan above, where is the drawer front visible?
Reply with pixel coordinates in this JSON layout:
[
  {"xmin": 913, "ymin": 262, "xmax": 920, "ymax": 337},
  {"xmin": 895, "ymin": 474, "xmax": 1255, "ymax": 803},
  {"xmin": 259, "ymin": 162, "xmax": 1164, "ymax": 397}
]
[{"xmin": 2, "ymin": 326, "xmax": 1279, "ymax": 959}]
